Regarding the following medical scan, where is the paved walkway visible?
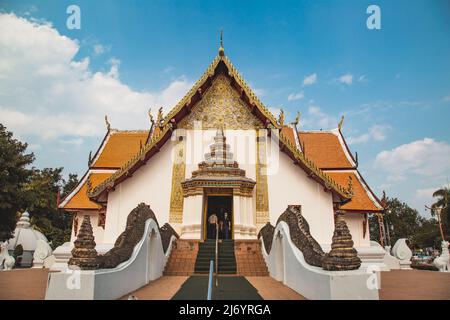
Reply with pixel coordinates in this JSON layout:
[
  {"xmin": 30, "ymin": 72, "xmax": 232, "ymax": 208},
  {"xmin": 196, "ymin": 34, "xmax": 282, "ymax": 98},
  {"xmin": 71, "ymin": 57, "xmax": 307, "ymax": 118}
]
[
  {"xmin": 2, "ymin": 268, "xmax": 450, "ymax": 300},
  {"xmin": 120, "ymin": 276, "xmax": 188, "ymax": 300},
  {"xmin": 123, "ymin": 275, "xmax": 303, "ymax": 300},
  {"xmin": 379, "ymin": 270, "xmax": 450, "ymax": 300},
  {"xmin": 246, "ymin": 276, "xmax": 306, "ymax": 300},
  {"xmin": 0, "ymin": 268, "xmax": 54, "ymax": 300}
]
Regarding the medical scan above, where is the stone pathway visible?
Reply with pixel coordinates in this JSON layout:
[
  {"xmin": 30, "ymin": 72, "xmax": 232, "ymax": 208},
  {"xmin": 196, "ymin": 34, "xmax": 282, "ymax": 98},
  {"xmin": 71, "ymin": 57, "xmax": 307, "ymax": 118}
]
[
  {"xmin": 0, "ymin": 268, "xmax": 55, "ymax": 300},
  {"xmin": 246, "ymin": 276, "xmax": 306, "ymax": 300},
  {"xmin": 119, "ymin": 276, "xmax": 188, "ymax": 300},
  {"xmin": 379, "ymin": 270, "xmax": 450, "ymax": 300},
  {"xmin": 2, "ymin": 268, "xmax": 449, "ymax": 300}
]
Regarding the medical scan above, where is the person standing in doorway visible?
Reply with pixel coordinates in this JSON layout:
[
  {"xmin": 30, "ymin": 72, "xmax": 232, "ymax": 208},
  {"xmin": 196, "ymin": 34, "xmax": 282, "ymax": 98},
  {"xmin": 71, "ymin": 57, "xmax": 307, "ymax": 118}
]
[
  {"xmin": 208, "ymin": 212, "xmax": 218, "ymax": 239},
  {"xmin": 223, "ymin": 212, "xmax": 230, "ymax": 239}
]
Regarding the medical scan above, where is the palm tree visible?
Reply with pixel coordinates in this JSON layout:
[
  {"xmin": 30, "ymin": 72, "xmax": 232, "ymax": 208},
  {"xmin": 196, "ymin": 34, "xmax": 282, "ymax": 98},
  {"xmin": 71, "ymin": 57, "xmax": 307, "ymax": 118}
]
[{"xmin": 431, "ymin": 186, "xmax": 450, "ymax": 240}]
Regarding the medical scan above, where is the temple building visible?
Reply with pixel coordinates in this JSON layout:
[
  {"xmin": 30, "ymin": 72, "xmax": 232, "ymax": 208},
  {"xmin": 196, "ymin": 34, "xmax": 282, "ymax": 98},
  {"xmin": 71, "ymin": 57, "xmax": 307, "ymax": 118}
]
[{"xmin": 59, "ymin": 41, "xmax": 383, "ymax": 260}]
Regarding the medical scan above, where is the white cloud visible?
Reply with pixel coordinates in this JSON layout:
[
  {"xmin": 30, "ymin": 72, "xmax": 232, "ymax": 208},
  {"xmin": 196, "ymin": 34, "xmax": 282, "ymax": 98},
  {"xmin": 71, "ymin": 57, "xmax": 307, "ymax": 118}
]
[
  {"xmin": 302, "ymin": 73, "xmax": 317, "ymax": 86},
  {"xmin": 269, "ymin": 107, "xmax": 281, "ymax": 118},
  {"xmin": 93, "ymin": 44, "xmax": 110, "ymax": 56},
  {"xmin": 302, "ymin": 105, "xmax": 338, "ymax": 129},
  {"xmin": 59, "ymin": 138, "xmax": 84, "ymax": 146},
  {"xmin": 287, "ymin": 91, "xmax": 304, "ymax": 101},
  {"xmin": 162, "ymin": 66, "xmax": 174, "ymax": 73},
  {"xmin": 375, "ymin": 138, "xmax": 450, "ymax": 181},
  {"xmin": 443, "ymin": 96, "xmax": 450, "ymax": 102},
  {"xmin": 414, "ymin": 187, "xmax": 438, "ymax": 209},
  {"xmin": 339, "ymin": 73, "xmax": 353, "ymax": 85},
  {"xmin": 348, "ymin": 125, "xmax": 389, "ymax": 145},
  {"xmin": 411, "ymin": 184, "xmax": 450, "ymax": 216},
  {"xmin": 357, "ymin": 75, "xmax": 367, "ymax": 82},
  {"xmin": 253, "ymin": 88, "xmax": 266, "ymax": 97},
  {"xmin": 0, "ymin": 13, "xmax": 193, "ymax": 140}
]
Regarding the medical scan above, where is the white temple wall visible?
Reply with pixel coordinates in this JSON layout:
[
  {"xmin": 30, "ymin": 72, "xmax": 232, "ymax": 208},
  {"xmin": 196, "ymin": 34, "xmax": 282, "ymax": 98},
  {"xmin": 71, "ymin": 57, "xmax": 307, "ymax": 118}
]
[
  {"xmin": 345, "ymin": 213, "xmax": 370, "ymax": 248},
  {"xmin": 103, "ymin": 140, "xmax": 174, "ymax": 243},
  {"xmin": 267, "ymin": 142, "xmax": 335, "ymax": 246},
  {"xmin": 71, "ymin": 211, "xmax": 104, "ymax": 244}
]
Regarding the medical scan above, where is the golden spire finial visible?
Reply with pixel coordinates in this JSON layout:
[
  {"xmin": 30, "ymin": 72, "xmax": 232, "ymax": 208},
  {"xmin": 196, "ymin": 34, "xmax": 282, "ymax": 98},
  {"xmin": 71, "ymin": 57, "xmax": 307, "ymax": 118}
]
[
  {"xmin": 104, "ymin": 115, "xmax": 111, "ymax": 131},
  {"xmin": 218, "ymin": 28, "xmax": 225, "ymax": 56},
  {"xmin": 294, "ymin": 111, "xmax": 301, "ymax": 126},
  {"xmin": 278, "ymin": 109, "xmax": 285, "ymax": 126},
  {"xmin": 148, "ymin": 108, "xmax": 154, "ymax": 126},
  {"xmin": 338, "ymin": 115, "xmax": 345, "ymax": 130},
  {"xmin": 156, "ymin": 107, "xmax": 164, "ymax": 127}
]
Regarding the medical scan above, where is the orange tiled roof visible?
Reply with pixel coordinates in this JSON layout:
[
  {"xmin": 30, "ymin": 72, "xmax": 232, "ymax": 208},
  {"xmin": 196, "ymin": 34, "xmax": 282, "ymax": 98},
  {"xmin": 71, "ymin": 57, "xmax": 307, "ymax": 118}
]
[
  {"xmin": 91, "ymin": 131, "xmax": 148, "ymax": 168},
  {"xmin": 298, "ymin": 132, "xmax": 354, "ymax": 169},
  {"xmin": 280, "ymin": 126, "xmax": 297, "ymax": 147},
  {"xmin": 64, "ymin": 172, "xmax": 113, "ymax": 210},
  {"xmin": 88, "ymin": 51, "xmax": 353, "ymax": 202},
  {"xmin": 326, "ymin": 171, "xmax": 381, "ymax": 212}
]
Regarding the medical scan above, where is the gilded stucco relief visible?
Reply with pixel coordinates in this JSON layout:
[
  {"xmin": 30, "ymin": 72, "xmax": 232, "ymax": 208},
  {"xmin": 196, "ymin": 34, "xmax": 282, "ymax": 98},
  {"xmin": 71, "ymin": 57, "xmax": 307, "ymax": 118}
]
[{"xmin": 178, "ymin": 74, "xmax": 264, "ymax": 130}]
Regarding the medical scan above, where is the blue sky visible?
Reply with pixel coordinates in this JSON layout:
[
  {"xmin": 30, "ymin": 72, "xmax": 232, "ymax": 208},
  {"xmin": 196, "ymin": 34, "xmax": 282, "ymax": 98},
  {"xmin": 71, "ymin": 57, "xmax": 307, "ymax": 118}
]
[{"xmin": 0, "ymin": 0, "xmax": 449, "ymax": 216}]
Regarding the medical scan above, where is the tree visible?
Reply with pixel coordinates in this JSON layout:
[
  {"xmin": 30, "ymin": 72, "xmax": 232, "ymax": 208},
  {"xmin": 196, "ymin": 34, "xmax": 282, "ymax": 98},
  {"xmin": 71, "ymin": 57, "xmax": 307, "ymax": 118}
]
[
  {"xmin": 431, "ymin": 186, "xmax": 450, "ymax": 238},
  {"xmin": 369, "ymin": 196, "xmax": 441, "ymax": 249},
  {"xmin": 0, "ymin": 124, "xmax": 34, "ymax": 241},
  {"xmin": 26, "ymin": 168, "xmax": 77, "ymax": 249},
  {"xmin": 383, "ymin": 198, "xmax": 423, "ymax": 245},
  {"xmin": 411, "ymin": 218, "xmax": 440, "ymax": 248},
  {"xmin": 62, "ymin": 173, "xmax": 79, "ymax": 198}
]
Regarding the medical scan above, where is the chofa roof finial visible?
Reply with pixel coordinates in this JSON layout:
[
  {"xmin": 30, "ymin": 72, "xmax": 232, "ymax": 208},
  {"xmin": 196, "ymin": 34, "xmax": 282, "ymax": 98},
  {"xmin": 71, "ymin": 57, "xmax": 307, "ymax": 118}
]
[
  {"xmin": 338, "ymin": 115, "xmax": 345, "ymax": 130},
  {"xmin": 219, "ymin": 28, "xmax": 225, "ymax": 56},
  {"xmin": 148, "ymin": 108, "xmax": 155, "ymax": 126},
  {"xmin": 294, "ymin": 111, "xmax": 301, "ymax": 127},
  {"xmin": 278, "ymin": 109, "xmax": 285, "ymax": 126},
  {"xmin": 156, "ymin": 107, "xmax": 164, "ymax": 127},
  {"xmin": 105, "ymin": 115, "xmax": 111, "ymax": 131}
]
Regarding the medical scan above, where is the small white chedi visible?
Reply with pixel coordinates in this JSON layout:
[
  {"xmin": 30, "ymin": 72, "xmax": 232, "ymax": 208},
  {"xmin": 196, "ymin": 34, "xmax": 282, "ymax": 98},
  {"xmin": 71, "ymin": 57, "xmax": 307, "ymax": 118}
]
[
  {"xmin": 433, "ymin": 240, "xmax": 449, "ymax": 272},
  {"xmin": 7, "ymin": 212, "xmax": 52, "ymax": 268}
]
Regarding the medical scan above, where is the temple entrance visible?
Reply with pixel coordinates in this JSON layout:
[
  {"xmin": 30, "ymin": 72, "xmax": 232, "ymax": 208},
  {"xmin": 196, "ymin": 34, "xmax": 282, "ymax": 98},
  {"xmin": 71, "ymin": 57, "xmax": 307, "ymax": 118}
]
[{"xmin": 205, "ymin": 196, "xmax": 233, "ymax": 240}]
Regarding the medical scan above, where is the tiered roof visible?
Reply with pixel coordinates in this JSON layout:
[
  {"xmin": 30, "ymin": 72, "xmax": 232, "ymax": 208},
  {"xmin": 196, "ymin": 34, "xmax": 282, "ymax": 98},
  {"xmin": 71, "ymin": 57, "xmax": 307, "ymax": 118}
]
[
  {"xmin": 59, "ymin": 129, "xmax": 149, "ymax": 211},
  {"xmin": 87, "ymin": 45, "xmax": 352, "ymax": 204},
  {"xmin": 61, "ymin": 42, "xmax": 382, "ymax": 214},
  {"xmin": 283, "ymin": 126, "xmax": 383, "ymax": 212}
]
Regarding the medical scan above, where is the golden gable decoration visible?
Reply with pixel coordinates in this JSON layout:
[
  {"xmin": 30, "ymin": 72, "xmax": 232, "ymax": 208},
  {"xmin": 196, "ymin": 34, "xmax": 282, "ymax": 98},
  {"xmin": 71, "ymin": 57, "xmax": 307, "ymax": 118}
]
[{"xmin": 178, "ymin": 74, "xmax": 264, "ymax": 130}]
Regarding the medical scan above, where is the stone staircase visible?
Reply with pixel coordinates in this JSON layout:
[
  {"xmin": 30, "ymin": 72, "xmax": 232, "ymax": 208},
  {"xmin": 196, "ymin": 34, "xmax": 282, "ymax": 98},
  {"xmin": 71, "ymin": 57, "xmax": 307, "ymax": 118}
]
[
  {"xmin": 163, "ymin": 240, "xmax": 199, "ymax": 276},
  {"xmin": 163, "ymin": 239, "xmax": 269, "ymax": 277},
  {"xmin": 235, "ymin": 240, "xmax": 269, "ymax": 276},
  {"xmin": 194, "ymin": 239, "xmax": 237, "ymax": 274}
]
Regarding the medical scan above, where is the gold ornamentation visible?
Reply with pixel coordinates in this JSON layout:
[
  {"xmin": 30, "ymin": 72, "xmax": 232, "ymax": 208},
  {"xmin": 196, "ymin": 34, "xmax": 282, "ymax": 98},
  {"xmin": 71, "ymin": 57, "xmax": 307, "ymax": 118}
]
[
  {"xmin": 338, "ymin": 115, "xmax": 345, "ymax": 130},
  {"xmin": 169, "ymin": 130, "xmax": 186, "ymax": 224},
  {"xmin": 294, "ymin": 111, "xmax": 301, "ymax": 126},
  {"xmin": 156, "ymin": 107, "xmax": 164, "ymax": 127},
  {"xmin": 178, "ymin": 74, "xmax": 264, "ymax": 130},
  {"xmin": 219, "ymin": 28, "xmax": 225, "ymax": 56},
  {"xmin": 148, "ymin": 108, "xmax": 154, "ymax": 126},
  {"xmin": 105, "ymin": 115, "xmax": 111, "ymax": 131},
  {"xmin": 255, "ymin": 129, "xmax": 269, "ymax": 225},
  {"xmin": 347, "ymin": 175, "xmax": 353, "ymax": 196},
  {"xmin": 278, "ymin": 109, "xmax": 285, "ymax": 126}
]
